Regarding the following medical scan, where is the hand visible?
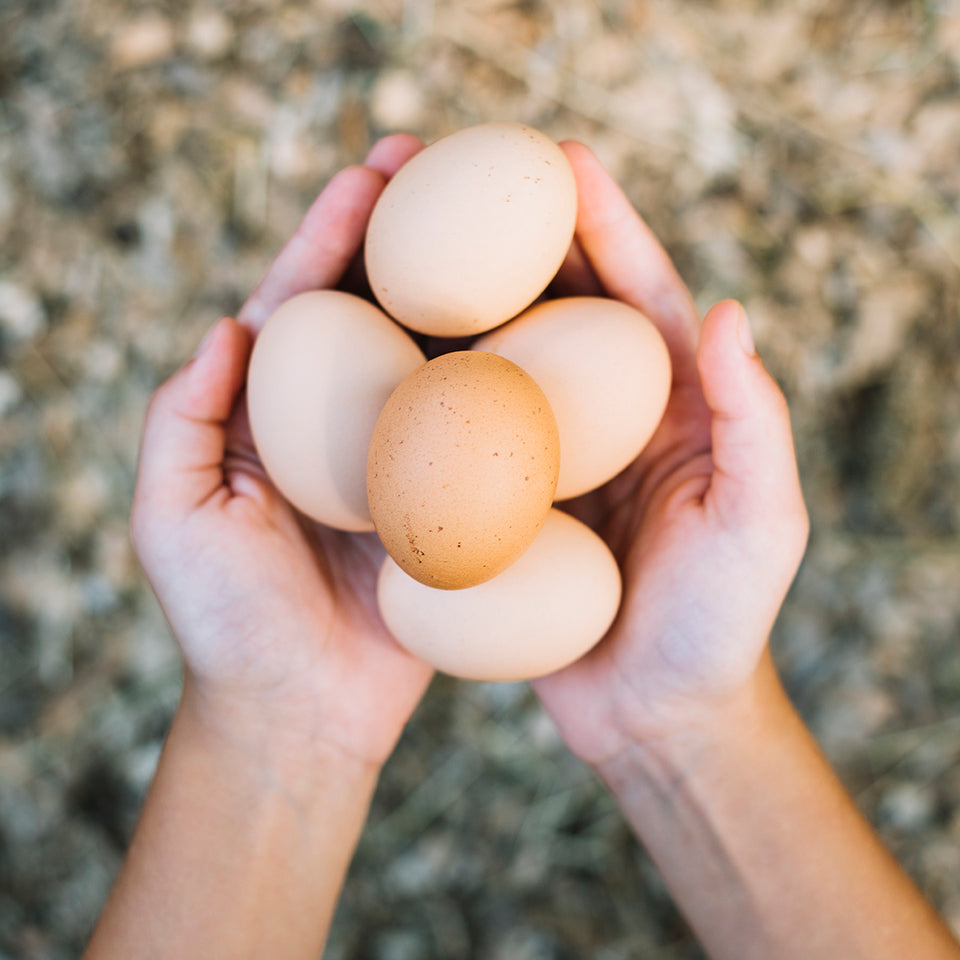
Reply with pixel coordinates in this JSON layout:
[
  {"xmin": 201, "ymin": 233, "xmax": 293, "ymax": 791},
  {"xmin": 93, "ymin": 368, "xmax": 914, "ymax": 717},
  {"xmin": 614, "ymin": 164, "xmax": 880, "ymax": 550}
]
[
  {"xmin": 130, "ymin": 135, "xmax": 433, "ymax": 768},
  {"xmin": 533, "ymin": 143, "xmax": 809, "ymax": 766}
]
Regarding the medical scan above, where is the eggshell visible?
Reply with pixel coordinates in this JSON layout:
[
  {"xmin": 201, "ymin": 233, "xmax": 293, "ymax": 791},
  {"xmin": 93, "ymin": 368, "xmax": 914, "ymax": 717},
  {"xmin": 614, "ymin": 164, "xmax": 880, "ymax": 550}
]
[
  {"xmin": 474, "ymin": 297, "xmax": 672, "ymax": 500},
  {"xmin": 364, "ymin": 123, "xmax": 577, "ymax": 337},
  {"xmin": 367, "ymin": 351, "xmax": 560, "ymax": 589},
  {"xmin": 377, "ymin": 509, "xmax": 621, "ymax": 681},
  {"xmin": 246, "ymin": 290, "xmax": 425, "ymax": 531}
]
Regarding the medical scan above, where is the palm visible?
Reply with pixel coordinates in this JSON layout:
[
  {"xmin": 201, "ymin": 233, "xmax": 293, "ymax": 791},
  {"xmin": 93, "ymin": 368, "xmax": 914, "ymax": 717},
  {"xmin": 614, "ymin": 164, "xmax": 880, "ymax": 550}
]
[
  {"xmin": 530, "ymin": 318, "xmax": 728, "ymax": 762},
  {"xmin": 206, "ymin": 139, "xmax": 433, "ymax": 762},
  {"xmin": 532, "ymin": 141, "xmax": 771, "ymax": 765}
]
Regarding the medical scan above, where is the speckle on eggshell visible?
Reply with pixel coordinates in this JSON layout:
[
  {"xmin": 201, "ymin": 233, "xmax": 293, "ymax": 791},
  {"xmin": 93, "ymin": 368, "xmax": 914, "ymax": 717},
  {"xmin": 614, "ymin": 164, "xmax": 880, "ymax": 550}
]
[{"xmin": 367, "ymin": 351, "xmax": 560, "ymax": 590}]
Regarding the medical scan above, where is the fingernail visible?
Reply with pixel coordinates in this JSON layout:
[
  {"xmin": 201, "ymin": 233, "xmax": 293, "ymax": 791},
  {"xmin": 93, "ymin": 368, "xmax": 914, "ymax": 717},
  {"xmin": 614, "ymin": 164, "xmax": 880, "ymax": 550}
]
[
  {"xmin": 195, "ymin": 318, "xmax": 224, "ymax": 358},
  {"xmin": 736, "ymin": 304, "xmax": 756, "ymax": 356}
]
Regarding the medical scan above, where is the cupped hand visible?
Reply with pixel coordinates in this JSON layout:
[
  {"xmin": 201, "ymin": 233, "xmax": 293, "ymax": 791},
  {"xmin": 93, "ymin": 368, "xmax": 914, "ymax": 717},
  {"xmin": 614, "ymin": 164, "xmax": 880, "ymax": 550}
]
[
  {"xmin": 533, "ymin": 143, "xmax": 809, "ymax": 767},
  {"xmin": 130, "ymin": 135, "xmax": 433, "ymax": 767}
]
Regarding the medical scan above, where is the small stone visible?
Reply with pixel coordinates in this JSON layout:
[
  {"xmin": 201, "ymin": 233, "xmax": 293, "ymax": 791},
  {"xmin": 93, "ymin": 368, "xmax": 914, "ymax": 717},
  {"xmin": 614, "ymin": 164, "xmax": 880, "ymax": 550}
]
[
  {"xmin": 526, "ymin": 708, "xmax": 562, "ymax": 752},
  {"xmin": 793, "ymin": 225, "xmax": 832, "ymax": 271},
  {"xmin": 492, "ymin": 927, "xmax": 555, "ymax": 960},
  {"xmin": 81, "ymin": 574, "xmax": 118, "ymax": 615},
  {"xmin": 880, "ymin": 782, "xmax": 935, "ymax": 832},
  {"xmin": 0, "ymin": 371, "xmax": 23, "ymax": 419},
  {"xmin": 95, "ymin": 524, "xmax": 139, "ymax": 593},
  {"xmin": 111, "ymin": 14, "xmax": 175, "ymax": 71},
  {"xmin": 56, "ymin": 467, "xmax": 110, "ymax": 532},
  {"xmin": 386, "ymin": 833, "xmax": 453, "ymax": 894},
  {"xmin": 837, "ymin": 275, "xmax": 928, "ymax": 386},
  {"xmin": 0, "ymin": 167, "xmax": 14, "ymax": 231},
  {"xmin": 0, "ymin": 281, "xmax": 46, "ymax": 342},
  {"xmin": 123, "ymin": 741, "xmax": 163, "ymax": 794},
  {"xmin": 370, "ymin": 71, "xmax": 426, "ymax": 130},
  {"xmin": 374, "ymin": 929, "xmax": 426, "ymax": 960},
  {"xmin": 186, "ymin": 9, "xmax": 235, "ymax": 60},
  {"xmin": 221, "ymin": 77, "xmax": 275, "ymax": 130},
  {"xmin": 82, "ymin": 339, "xmax": 124, "ymax": 383}
]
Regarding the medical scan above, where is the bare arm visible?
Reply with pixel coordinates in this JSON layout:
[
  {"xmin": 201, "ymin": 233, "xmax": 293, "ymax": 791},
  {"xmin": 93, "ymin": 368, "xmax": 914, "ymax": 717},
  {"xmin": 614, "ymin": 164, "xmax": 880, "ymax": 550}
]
[
  {"xmin": 84, "ymin": 685, "xmax": 379, "ymax": 959},
  {"xmin": 600, "ymin": 658, "xmax": 959, "ymax": 960},
  {"xmin": 535, "ymin": 141, "xmax": 960, "ymax": 960},
  {"xmin": 84, "ymin": 135, "xmax": 432, "ymax": 959}
]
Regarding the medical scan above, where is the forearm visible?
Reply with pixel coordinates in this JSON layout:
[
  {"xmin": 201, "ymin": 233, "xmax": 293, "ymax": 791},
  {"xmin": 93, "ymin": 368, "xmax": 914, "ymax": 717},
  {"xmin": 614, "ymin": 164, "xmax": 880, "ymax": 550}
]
[
  {"xmin": 84, "ymin": 680, "xmax": 379, "ymax": 960},
  {"xmin": 601, "ymin": 659, "xmax": 960, "ymax": 960}
]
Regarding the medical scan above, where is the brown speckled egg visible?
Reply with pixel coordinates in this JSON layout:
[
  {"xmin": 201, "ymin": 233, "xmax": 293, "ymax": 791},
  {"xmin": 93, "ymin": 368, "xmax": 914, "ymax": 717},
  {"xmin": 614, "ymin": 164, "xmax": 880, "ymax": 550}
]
[{"xmin": 367, "ymin": 351, "xmax": 560, "ymax": 589}]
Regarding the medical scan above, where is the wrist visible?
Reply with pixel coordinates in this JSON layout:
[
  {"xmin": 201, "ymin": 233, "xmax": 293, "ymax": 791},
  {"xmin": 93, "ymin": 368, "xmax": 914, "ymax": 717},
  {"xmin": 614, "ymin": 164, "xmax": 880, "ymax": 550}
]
[
  {"xmin": 596, "ymin": 656, "xmax": 794, "ymax": 800},
  {"xmin": 89, "ymin": 674, "xmax": 382, "ymax": 960},
  {"xmin": 178, "ymin": 676, "xmax": 385, "ymax": 786}
]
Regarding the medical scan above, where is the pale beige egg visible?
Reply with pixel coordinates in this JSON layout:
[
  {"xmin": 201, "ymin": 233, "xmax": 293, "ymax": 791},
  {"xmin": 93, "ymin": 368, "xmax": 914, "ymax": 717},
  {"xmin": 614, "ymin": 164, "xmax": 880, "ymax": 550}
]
[
  {"xmin": 364, "ymin": 123, "xmax": 577, "ymax": 337},
  {"xmin": 474, "ymin": 296, "xmax": 672, "ymax": 500},
  {"xmin": 246, "ymin": 290, "xmax": 425, "ymax": 531},
  {"xmin": 367, "ymin": 351, "xmax": 560, "ymax": 589},
  {"xmin": 377, "ymin": 508, "xmax": 622, "ymax": 681}
]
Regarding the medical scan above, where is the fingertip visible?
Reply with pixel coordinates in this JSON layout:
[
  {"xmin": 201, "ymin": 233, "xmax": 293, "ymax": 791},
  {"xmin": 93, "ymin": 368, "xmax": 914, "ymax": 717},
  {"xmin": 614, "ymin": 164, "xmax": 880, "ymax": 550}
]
[
  {"xmin": 364, "ymin": 133, "xmax": 424, "ymax": 178},
  {"xmin": 558, "ymin": 139, "xmax": 597, "ymax": 167},
  {"xmin": 698, "ymin": 299, "xmax": 747, "ymax": 360},
  {"xmin": 698, "ymin": 300, "xmax": 796, "ymax": 491},
  {"xmin": 558, "ymin": 141, "xmax": 616, "ymax": 231},
  {"xmin": 237, "ymin": 165, "xmax": 386, "ymax": 330},
  {"xmin": 186, "ymin": 315, "xmax": 252, "ymax": 419},
  {"xmin": 698, "ymin": 300, "xmax": 805, "ymax": 539},
  {"xmin": 325, "ymin": 163, "xmax": 387, "ymax": 200}
]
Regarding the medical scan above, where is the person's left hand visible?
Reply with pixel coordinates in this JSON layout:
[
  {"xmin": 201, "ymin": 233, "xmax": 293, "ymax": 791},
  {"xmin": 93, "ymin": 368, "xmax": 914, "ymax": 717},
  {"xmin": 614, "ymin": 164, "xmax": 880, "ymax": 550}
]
[{"xmin": 130, "ymin": 135, "xmax": 433, "ymax": 768}]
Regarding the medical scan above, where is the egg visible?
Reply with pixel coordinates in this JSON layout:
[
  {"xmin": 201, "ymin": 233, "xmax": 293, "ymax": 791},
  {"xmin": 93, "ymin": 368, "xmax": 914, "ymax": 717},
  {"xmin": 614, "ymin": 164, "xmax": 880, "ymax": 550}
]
[
  {"xmin": 364, "ymin": 123, "xmax": 577, "ymax": 337},
  {"xmin": 377, "ymin": 508, "xmax": 621, "ymax": 681},
  {"xmin": 367, "ymin": 351, "xmax": 560, "ymax": 589},
  {"xmin": 246, "ymin": 290, "xmax": 425, "ymax": 531},
  {"xmin": 474, "ymin": 297, "xmax": 672, "ymax": 500}
]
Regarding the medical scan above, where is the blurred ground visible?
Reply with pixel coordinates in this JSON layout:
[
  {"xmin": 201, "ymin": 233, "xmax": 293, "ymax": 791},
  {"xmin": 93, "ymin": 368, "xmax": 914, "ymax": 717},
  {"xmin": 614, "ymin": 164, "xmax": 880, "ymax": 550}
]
[{"xmin": 1, "ymin": 0, "xmax": 960, "ymax": 957}]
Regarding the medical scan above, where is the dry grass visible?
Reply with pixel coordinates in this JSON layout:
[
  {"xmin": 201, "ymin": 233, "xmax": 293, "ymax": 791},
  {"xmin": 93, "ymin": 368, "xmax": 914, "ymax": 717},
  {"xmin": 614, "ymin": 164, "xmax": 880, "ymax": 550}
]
[{"xmin": 1, "ymin": 1, "xmax": 959, "ymax": 956}]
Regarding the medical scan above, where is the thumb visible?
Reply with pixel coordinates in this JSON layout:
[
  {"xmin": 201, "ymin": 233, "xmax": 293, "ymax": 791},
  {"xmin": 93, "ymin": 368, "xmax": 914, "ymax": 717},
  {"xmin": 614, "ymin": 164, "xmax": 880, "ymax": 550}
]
[
  {"xmin": 133, "ymin": 317, "xmax": 253, "ymax": 523},
  {"xmin": 697, "ymin": 300, "xmax": 808, "ymax": 545}
]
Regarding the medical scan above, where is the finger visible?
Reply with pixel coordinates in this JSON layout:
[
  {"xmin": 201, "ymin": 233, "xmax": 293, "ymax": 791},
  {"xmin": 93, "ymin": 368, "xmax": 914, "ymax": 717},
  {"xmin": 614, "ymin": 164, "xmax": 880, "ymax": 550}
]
[
  {"xmin": 697, "ymin": 300, "xmax": 808, "ymax": 545},
  {"xmin": 134, "ymin": 317, "xmax": 253, "ymax": 523},
  {"xmin": 364, "ymin": 133, "xmax": 425, "ymax": 178},
  {"xmin": 548, "ymin": 236, "xmax": 604, "ymax": 299},
  {"xmin": 336, "ymin": 136, "xmax": 426, "ymax": 297},
  {"xmin": 237, "ymin": 165, "xmax": 387, "ymax": 332},
  {"xmin": 560, "ymin": 140, "xmax": 700, "ymax": 386}
]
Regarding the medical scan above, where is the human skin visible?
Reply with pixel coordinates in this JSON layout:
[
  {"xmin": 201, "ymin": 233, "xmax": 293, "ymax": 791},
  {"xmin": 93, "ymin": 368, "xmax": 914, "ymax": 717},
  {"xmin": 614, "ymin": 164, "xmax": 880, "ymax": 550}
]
[
  {"xmin": 83, "ymin": 135, "xmax": 435, "ymax": 960},
  {"xmin": 533, "ymin": 142, "xmax": 960, "ymax": 960},
  {"xmin": 84, "ymin": 132, "xmax": 960, "ymax": 960}
]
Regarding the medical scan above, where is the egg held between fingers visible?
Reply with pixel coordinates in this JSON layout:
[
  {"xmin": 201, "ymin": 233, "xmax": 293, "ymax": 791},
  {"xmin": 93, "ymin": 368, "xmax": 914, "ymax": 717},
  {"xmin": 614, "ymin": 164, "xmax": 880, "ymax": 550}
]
[
  {"xmin": 367, "ymin": 351, "xmax": 561, "ymax": 590},
  {"xmin": 377, "ymin": 508, "xmax": 622, "ymax": 682},
  {"xmin": 246, "ymin": 290, "xmax": 426, "ymax": 531}
]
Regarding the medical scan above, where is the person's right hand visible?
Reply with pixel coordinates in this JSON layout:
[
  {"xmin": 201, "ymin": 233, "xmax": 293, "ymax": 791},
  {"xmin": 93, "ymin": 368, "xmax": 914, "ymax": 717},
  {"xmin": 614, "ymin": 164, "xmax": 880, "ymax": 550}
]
[{"xmin": 533, "ymin": 143, "xmax": 810, "ymax": 767}]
